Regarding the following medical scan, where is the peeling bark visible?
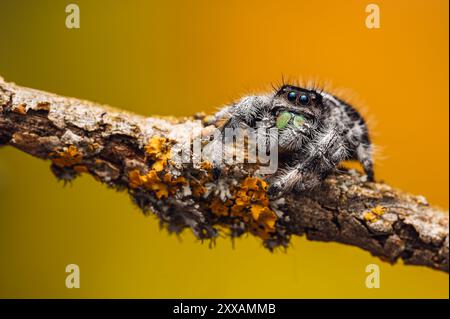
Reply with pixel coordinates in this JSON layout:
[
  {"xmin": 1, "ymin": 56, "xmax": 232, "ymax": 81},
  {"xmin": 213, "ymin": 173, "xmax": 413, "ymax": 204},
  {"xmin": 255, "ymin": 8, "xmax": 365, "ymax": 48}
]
[{"xmin": 0, "ymin": 77, "xmax": 448, "ymax": 273}]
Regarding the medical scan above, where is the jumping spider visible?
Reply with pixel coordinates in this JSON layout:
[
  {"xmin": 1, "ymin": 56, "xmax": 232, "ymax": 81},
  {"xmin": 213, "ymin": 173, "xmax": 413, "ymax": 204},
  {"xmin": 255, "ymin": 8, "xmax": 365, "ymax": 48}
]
[{"xmin": 210, "ymin": 84, "xmax": 374, "ymax": 196}]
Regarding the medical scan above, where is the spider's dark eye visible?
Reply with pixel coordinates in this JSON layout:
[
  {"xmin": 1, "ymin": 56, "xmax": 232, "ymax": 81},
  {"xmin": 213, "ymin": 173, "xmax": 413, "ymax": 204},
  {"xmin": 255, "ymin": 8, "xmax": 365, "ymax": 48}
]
[
  {"xmin": 299, "ymin": 94, "xmax": 310, "ymax": 105},
  {"xmin": 287, "ymin": 91, "xmax": 297, "ymax": 102}
]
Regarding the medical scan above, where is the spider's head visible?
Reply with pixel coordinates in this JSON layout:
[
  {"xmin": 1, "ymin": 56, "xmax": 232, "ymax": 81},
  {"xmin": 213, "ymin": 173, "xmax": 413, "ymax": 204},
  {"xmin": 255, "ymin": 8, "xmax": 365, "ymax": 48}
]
[
  {"xmin": 271, "ymin": 84, "xmax": 325, "ymax": 151},
  {"xmin": 273, "ymin": 85, "xmax": 324, "ymax": 123}
]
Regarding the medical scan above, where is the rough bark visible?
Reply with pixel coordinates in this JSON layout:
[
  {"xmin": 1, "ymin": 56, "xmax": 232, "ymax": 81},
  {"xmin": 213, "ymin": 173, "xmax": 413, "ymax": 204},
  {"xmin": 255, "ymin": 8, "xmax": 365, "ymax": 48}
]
[{"xmin": 0, "ymin": 77, "xmax": 448, "ymax": 273}]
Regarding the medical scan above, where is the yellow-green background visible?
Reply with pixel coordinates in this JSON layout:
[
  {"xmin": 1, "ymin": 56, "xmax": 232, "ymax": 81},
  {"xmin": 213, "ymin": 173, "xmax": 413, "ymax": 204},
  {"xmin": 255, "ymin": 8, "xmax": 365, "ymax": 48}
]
[{"xmin": 0, "ymin": 0, "xmax": 448, "ymax": 298}]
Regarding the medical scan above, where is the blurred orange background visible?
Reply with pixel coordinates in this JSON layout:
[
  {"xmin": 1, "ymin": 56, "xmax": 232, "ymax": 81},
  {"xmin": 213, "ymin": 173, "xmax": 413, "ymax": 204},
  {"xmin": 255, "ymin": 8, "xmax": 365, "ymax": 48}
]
[{"xmin": 0, "ymin": 0, "xmax": 448, "ymax": 298}]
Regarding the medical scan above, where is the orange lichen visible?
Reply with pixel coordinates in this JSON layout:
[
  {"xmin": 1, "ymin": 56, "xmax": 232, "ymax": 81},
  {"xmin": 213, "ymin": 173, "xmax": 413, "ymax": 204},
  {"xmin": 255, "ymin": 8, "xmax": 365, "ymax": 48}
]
[
  {"xmin": 210, "ymin": 197, "xmax": 231, "ymax": 217},
  {"xmin": 145, "ymin": 136, "xmax": 166, "ymax": 155},
  {"xmin": 189, "ymin": 161, "xmax": 214, "ymax": 198},
  {"xmin": 363, "ymin": 205, "xmax": 386, "ymax": 222},
  {"xmin": 232, "ymin": 177, "xmax": 270, "ymax": 212},
  {"xmin": 50, "ymin": 145, "xmax": 83, "ymax": 168},
  {"xmin": 209, "ymin": 176, "xmax": 278, "ymax": 240},
  {"xmin": 163, "ymin": 173, "xmax": 187, "ymax": 195},
  {"xmin": 128, "ymin": 169, "xmax": 187, "ymax": 199},
  {"xmin": 199, "ymin": 161, "xmax": 213, "ymax": 171},
  {"xmin": 144, "ymin": 136, "xmax": 172, "ymax": 172},
  {"xmin": 134, "ymin": 136, "xmax": 277, "ymax": 239},
  {"xmin": 36, "ymin": 101, "xmax": 50, "ymax": 111},
  {"xmin": 128, "ymin": 169, "xmax": 169, "ymax": 199},
  {"xmin": 128, "ymin": 170, "xmax": 143, "ymax": 189},
  {"xmin": 12, "ymin": 104, "xmax": 27, "ymax": 115},
  {"xmin": 192, "ymin": 184, "xmax": 207, "ymax": 198},
  {"xmin": 128, "ymin": 137, "xmax": 190, "ymax": 199}
]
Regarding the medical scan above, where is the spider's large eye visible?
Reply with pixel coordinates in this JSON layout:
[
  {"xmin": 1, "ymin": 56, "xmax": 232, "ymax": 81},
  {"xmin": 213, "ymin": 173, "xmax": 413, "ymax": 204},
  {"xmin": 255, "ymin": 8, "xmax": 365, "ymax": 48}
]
[
  {"xmin": 276, "ymin": 111, "xmax": 292, "ymax": 129},
  {"xmin": 299, "ymin": 94, "xmax": 310, "ymax": 105},
  {"xmin": 287, "ymin": 91, "xmax": 297, "ymax": 102}
]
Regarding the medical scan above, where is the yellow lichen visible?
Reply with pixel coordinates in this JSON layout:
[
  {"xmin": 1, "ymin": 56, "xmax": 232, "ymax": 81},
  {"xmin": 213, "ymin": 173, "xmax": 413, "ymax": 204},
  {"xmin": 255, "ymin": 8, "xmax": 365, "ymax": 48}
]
[
  {"xmin": 50, "ymin": 145, "xmax": 83, "ymax": 168},
  {"xmin": 363, "ymin": 205, "xmax": 386, "ymax": 222},
  {"xmin": 363, "ymin": 211, "xmax": 377, "ymax": 222},
  {"xmin": 372, "ymin": 205, "xmax": 386, "ymax": 216}
]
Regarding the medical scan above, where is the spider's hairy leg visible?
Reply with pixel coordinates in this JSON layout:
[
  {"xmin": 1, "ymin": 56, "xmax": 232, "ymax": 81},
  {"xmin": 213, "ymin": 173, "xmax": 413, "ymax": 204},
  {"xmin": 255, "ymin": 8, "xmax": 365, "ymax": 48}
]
[
  {"xmin": 321, "ymin": 90, "xmax": 375, "ymax": 182},
  {"xmin": 213, "ymin": 95, "xmax": 272, "ymax": 130},
  {"xmin": 268, "ymin": 125, "xmax": 349, "ymax": 196},
  {"xmin": 209, "ymin": 95, "xmax": 272, "ymax": 176},
  {"xmin": 355, "ymin": 142, "xmax": 374, "ymax": 181},
  {"xmin": 345, "ymin": 121, "xmax": 375, "ymax": 181}
]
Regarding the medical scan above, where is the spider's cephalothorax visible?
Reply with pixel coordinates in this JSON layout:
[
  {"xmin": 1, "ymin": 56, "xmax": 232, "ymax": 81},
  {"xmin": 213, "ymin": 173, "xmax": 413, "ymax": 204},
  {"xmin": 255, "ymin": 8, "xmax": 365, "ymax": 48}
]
[{"xmin": 211, "ymin": 84, "xmax": 374, "ymax": 196}]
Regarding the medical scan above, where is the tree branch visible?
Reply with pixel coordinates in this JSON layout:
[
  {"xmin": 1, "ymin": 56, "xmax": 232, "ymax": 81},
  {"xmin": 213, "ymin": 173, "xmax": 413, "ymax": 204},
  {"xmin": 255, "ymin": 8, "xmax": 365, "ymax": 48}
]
[{"xmin": 0, "ymin": 77, "xmax": 448, "ymax": 273}]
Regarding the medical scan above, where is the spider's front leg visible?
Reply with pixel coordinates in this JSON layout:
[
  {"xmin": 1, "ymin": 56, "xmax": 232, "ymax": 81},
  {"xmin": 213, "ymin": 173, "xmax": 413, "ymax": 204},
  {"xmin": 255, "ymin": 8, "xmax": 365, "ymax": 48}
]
[
  {"xmin": 208, "ymin": 95, "xmax": 271, "ymax": 177},
  {"xmin": 267, "ymin": 125, "xmax": 349, "ymax": 196},
  {"xmin": 211, "ymin": 95, "xmax": 271, "ymax": 130}
]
